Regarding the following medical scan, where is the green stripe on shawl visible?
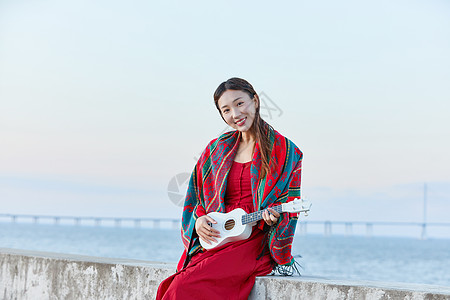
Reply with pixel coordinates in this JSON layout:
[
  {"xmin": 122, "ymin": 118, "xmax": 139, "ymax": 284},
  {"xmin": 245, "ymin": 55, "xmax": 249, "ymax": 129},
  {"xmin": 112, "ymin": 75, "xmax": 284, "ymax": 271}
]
[{"xmin": 256, "ymin": 126, "xmax": 276, "ymax": 209}]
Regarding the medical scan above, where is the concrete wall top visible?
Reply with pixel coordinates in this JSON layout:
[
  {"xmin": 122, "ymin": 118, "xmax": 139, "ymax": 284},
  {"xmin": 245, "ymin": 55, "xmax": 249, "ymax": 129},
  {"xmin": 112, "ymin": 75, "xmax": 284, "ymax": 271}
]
[{"xmin": 1, "ymin": 247, "xmax": 450, "ymax": 299}]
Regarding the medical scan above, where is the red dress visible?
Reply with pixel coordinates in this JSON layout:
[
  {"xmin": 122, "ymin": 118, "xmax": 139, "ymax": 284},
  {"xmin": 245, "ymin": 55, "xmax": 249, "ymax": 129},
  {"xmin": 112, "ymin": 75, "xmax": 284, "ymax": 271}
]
[{"xmin": 156, "ymin": 160, "xmax": 274, "ymax": 299}]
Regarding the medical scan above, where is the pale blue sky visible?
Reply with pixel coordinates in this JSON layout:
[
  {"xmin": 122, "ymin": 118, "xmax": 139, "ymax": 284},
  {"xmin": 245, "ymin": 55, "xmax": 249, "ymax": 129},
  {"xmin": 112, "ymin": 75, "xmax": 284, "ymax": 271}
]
[{"xmin": 1, "ymin": 0, "xmax": 449, "ymax": 235}]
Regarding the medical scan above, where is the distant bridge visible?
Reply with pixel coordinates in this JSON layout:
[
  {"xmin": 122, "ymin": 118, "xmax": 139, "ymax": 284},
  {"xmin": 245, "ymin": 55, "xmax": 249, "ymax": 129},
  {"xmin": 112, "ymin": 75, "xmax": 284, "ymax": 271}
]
[
  {"xmin": 0, "ymin": 214, "xmax": 180, "ymax": 229},
  {"xmin": 1, "ymin": 213, "xmax": 449, "ymax": 239},
  {"xmin": 297, "ymin": 220, "xmax": 450, "ymax": 239}
]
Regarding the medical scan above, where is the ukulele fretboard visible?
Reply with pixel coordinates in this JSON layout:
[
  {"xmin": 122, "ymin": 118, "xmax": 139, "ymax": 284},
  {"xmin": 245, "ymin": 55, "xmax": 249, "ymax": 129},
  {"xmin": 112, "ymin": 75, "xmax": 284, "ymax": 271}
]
[{"xmin": 241, "ymin": 205, "xmax": 283, "ymax": 225}]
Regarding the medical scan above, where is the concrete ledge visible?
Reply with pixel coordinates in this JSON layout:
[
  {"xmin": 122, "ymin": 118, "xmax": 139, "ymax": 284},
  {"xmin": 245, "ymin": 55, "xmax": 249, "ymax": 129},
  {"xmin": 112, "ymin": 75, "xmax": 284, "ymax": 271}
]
[{"xmin": 1, "ymin": 248, "xmax": 450, "ymax": 299}]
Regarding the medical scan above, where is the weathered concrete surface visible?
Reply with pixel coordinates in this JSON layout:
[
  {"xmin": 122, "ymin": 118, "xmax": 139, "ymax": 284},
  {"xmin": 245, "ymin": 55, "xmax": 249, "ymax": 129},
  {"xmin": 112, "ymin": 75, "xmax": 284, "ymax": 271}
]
[
  {"xmin": 1, "ymin": 248, "xmax": 450, "ymax": 300},
  {"xmin": 0, "ymin": 248, "xmax": 173, "ymax": 299},
  {"xmin": 249, "ymin": 276, "xmax": 450, "ymax": 300}
]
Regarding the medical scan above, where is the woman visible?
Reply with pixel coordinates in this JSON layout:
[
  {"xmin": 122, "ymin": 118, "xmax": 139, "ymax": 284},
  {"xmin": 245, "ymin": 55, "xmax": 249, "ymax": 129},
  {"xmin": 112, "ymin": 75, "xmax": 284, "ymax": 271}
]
[{"xmin": 156, "ymin": 77, "xmax": 303, "ymax": 299}]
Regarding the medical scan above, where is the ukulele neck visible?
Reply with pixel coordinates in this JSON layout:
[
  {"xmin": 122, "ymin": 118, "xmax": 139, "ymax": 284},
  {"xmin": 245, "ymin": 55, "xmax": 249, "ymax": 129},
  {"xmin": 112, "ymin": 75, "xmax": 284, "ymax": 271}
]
[{"xmin": 241, "ymin": 205, "xmax": 283, "ymax": 225}]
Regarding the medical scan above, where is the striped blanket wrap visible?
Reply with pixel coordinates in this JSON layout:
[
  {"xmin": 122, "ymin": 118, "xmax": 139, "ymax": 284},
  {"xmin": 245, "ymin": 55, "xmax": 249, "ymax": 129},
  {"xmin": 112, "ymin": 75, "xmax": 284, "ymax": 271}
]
[{"xmin": 178, "ymin": 127, "xmax": 303, "ymax": 271}]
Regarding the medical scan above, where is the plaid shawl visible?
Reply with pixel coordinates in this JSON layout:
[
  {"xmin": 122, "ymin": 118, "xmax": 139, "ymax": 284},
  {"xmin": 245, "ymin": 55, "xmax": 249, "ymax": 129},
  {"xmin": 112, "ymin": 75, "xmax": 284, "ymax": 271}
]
[{"xmin": 178, "ymin": 126, "xmax": 303, "ymax": 271}]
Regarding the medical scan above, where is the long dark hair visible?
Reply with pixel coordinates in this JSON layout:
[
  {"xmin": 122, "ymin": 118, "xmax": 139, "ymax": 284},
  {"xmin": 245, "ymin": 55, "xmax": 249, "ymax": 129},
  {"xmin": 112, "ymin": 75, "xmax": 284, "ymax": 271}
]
[{"xmin": 213, "ymin": 77, "xmax": 275, "ymax": 179}]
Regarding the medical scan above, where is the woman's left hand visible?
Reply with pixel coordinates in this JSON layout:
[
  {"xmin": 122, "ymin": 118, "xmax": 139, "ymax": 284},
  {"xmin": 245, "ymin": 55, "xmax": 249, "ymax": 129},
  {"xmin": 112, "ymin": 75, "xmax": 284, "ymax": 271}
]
[{"xmin": 262, "ymin": 207, "xmax": 280, "ymax": 226}]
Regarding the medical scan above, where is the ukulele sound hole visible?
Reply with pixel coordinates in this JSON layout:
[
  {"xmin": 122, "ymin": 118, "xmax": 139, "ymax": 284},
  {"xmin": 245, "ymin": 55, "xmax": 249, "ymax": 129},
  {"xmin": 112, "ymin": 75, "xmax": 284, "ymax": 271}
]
[{"xmin": 224, "ymin": 219, "xmax": 235, "ymax": 230}]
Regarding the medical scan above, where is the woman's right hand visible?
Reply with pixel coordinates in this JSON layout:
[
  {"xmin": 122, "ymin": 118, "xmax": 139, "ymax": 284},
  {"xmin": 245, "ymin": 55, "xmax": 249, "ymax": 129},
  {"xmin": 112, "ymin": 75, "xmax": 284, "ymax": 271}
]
[{"xmin": 195, "ymin": 215, "xmax": 221, "ymax": 245}]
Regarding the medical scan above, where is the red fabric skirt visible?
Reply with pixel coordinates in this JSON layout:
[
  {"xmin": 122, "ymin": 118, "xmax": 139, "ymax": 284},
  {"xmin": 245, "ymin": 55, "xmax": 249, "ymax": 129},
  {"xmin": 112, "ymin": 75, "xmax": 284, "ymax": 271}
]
[
  {"xmin": 156, "ymin": 161, "xmax": 273, "ymax": 299},
  {"xmin": 156, "ymin": 228, "xmax": 272, "ymax": 299}
]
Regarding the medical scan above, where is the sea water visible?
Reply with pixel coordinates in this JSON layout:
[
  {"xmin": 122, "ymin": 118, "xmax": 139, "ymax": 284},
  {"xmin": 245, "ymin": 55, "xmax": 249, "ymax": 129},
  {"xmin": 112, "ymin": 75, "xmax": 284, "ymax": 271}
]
[{"xmin": 1, "ymin": 222, "xmax": 449, "ymax": 287}]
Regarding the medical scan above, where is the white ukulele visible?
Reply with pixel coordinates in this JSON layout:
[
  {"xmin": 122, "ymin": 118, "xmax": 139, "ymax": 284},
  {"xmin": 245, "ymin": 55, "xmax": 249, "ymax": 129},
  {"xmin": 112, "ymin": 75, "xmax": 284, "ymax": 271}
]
[{"xmin": 199, "ymin": 198, "xmax": 312, "ymax": 250}]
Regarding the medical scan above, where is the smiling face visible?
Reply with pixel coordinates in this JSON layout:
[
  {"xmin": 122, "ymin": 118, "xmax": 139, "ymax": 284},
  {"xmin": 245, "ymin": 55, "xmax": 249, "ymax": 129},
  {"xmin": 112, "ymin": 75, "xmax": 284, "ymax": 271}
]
[{"xmin": 217, "ymin": 89, "xmax": 259, "ymax": 134}]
